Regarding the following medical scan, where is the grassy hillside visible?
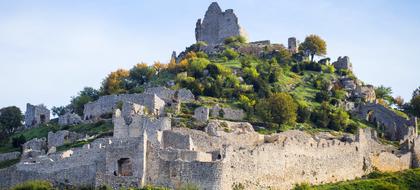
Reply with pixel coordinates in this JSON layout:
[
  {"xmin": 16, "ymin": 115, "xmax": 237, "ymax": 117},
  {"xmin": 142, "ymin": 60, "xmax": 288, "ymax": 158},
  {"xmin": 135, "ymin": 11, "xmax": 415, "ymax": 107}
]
[{"xmin": 294, "ymin": 169, "xmax": 420, "ymax": 190}]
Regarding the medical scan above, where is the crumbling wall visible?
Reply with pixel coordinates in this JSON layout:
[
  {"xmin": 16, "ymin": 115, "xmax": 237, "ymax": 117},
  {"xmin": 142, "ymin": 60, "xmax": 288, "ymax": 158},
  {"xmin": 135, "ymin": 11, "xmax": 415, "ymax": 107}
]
[
  {"xmin": 0, "ymin": 152, "xmax": 20, "ymax": 162},
  {"xmin": 0, "ymin": 140, "xmax": 107, "ymax": 189},
  {"xmin": 97, "ymin": 136, "xmax": 147, "ymax": 189},
  {"xmin": 58, "ymin": 112, "xmax": 82, "ymax": 126},
  {"xmin": 47, "ymin": 130, "xmax": 84, "ymax": 148},
  {"xmin": 195, "ymin": 2, "xmax": 244, "ymax": 46},
  {"xmin": 217, "ymin": 130, "xmax": 384, "ymax": 190},
  {"xmin": 24, "ymin": 103, "xmax": 50, "ymax": 128},
  {"xmin": 355, "ymin": 103, "xmax": 417, "ymax": 141},
  {"xmin": 83, "ymin": 93, "xmax": 165, "ymax": 121}
]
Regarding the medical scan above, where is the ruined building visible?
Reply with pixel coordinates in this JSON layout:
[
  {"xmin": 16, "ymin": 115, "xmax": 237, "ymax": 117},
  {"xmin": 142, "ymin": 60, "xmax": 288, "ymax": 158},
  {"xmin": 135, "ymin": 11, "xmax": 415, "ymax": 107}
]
[
  {"xmin": 195, "ymin": 2, "xmax": 245, "ymax": 46},
  {"xmin": 288, "ymin": 37, "xmax": 299, "ymax": 53},
  {"xmin": 24, "ymin": 103, "xmax": 50, "ymax": 128},
  {"xmin": 3, "ymin": 95, "xmax": 420, "ymax": 189}
]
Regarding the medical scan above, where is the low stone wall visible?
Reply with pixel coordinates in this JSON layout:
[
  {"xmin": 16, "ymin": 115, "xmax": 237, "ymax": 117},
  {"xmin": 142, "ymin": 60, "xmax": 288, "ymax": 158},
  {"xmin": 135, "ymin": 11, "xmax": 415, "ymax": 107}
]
[{"xmin": 0, "ymin": 152, "xmax": 20, "ymax": 162}]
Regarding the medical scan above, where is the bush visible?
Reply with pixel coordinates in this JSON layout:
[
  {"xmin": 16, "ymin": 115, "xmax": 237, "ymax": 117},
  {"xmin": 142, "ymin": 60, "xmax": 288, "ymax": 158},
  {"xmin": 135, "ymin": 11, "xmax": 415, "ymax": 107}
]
[
  {"xmin": 297, "ymin": 102, "xmax": 311, "ymax": 123},
  {"xmin": 11, "ymin": 180, "xmax": 54, "ymax": 190},
  {"xmin": 315, "ymin": 91, "xmax": 330, "ymax": 103},
  {"xmin": 256, "ymin": 92, "xmax": 298, "ymax": 126},
  {"xmin": 223, "ymin": 48, "xmax": 239, "ymax": 60},
  {"xmin": 12, "ymin": 134, "xmax": 26, "ymax": 148}
]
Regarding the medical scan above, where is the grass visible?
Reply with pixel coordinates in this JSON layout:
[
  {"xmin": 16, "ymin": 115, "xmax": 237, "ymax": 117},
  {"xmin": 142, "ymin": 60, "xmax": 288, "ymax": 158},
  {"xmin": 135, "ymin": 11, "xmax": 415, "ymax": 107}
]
[
  {"xmin": 294, "ymin": 169, "xmax": 420, "ymax": 190},
  {"xmin": 0, "ymin": 158, "xmax": 20, "ymax": 169}
]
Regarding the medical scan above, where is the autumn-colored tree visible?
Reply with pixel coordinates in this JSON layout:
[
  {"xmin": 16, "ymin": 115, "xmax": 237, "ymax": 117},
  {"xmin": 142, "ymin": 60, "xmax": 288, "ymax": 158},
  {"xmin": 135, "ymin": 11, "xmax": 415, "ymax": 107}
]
[
  {"xmin": 101, "ymin": 69, "xmax": 129, "ymax": 95},
  {"xmin": 394, "ymin": 96, "xmax": 404, "ymax": 109},
  {"xmin": 299, "ymin": 34, "xmax": 327, "ymax": 62},
  {"xmin": 153, "ymin": 61, "xmax": 167, "ymax": 74}
]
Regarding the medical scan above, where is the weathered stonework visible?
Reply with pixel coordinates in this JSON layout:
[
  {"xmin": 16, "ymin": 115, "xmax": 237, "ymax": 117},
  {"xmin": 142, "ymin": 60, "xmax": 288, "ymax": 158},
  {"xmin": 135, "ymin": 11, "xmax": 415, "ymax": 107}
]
[
  {"xmin": 47, "ymin": 130, "xmax": 84, "ymax": 148},
  {"xmin": 193, "ymin": 106, "xmax": 210, "ymax": 122},
  {"xmin": 353, "ymin": 85, "xmax": 376, "ymax": 103},
  {"xmin": 333, "ymin": 56, "xmax": 353, "ymax": 71},
  {"xmin": 83, "ymin": 93, "xmax": 165, "ymax": 121},
  {"xmin": 24, "ymin": 103, "xmax": 50, "ymax": 128},
  {"xmin": 58, "ymin": 112, "xmax": 82, "ymax": 126},
  {"xmin": 195, "ymin": 2, "xmax": 245, "ymax": 46},
  {"xmin": 21, "ymin": 138, "xmax": 47, "ymax": 160},
  {"xmin": 355, "ymin": 103, "xmax": 417, "ymax": 141},
  {"xmin": 0, "ymin": 152, "xmax": 20, "ymax": 162},
  {"xmin": 210, "ymin": 104, "xmax": 245, "ymax": 121},
  {"xmin": 288, "ymin": 37, "xmax": 299, "ymax": 53}
]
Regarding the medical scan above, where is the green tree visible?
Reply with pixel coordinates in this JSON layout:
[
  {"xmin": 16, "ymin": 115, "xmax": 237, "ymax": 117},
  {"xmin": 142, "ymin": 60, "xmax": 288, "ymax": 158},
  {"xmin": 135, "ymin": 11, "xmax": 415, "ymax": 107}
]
[
  {"xmin": 411, "ymin": 95, "xmax": 420, "ymax": 117},
  {"xmin": 256, "ymin": 92, "xmax": 298, "ymax": 126},
  {"xmin": 375, "ymin": 85, "xmax": 393, "ymax": 105},
  {"xmin": 329, "ymin": 108, "xmax": 350, "ymax": 131},
  {"xmin": 51, "ymin": 106, "xmax": 66, "ymax": 117},
  {"xmin": 299, "ymin": 34, "xmax": 327, "ymax": 62},
  {"xmin": 70, "ymin": 87, "xmax": 100, "ymax": 116},
  {"xmin": 0, "ymin": 106, "xmax": 23, "ymax": 140}
]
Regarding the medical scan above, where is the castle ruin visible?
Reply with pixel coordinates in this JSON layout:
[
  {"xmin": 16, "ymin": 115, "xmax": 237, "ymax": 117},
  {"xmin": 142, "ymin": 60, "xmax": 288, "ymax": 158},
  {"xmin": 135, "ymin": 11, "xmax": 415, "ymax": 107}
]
[
  {"xmin": 195, "ymin": 2, "xmax": 245, "ymax": 47},
  {"xmin": 24, "ymin": 103, "xmax": 50, "ymax": 128}
]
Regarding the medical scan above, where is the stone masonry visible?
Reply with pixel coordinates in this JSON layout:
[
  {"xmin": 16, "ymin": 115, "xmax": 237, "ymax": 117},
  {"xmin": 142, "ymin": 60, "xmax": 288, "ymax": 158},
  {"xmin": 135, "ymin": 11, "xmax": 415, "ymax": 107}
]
[
  {"xmin": 288, "ymin": 37, "xmax": 299, "ymax": 53},
  {"xmin": 195, "ymin": 2, "xmax": 245, "ymax": 46},
  {"xmin": 24, "ymin": 103, "xmax": 50, "ymax": 128},
  {"xmin": 333, "ymin": 56, "xmax": 353, "ymax": 71}
]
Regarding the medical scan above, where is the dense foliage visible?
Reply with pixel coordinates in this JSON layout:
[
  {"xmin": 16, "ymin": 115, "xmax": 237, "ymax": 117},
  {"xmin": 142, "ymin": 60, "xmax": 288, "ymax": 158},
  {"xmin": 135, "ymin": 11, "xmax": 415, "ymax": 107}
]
[{"xmin": 0, "ymin": 106, "xmax": 23, "ymax": 141}]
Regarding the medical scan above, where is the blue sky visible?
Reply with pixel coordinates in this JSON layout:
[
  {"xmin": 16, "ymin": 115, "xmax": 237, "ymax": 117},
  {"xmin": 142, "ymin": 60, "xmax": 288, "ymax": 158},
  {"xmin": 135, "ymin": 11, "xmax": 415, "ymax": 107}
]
[{"xmin": 0, "ymin": 0, "xmax": 419, "ymax": 113}]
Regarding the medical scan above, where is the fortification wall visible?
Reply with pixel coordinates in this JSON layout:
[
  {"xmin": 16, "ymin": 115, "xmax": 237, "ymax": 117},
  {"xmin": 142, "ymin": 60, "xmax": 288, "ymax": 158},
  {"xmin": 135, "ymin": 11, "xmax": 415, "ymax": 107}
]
[
  {"xmin": 83, "ymin": 93, "xmax": 165, "ymax": 120},
  {"xmin": 0, "ymin": 145, "xmax": 106, "ymax": 189},
  {"xmin": 356, "ymin": 103, "xmax": 417, "ymax": 141}
]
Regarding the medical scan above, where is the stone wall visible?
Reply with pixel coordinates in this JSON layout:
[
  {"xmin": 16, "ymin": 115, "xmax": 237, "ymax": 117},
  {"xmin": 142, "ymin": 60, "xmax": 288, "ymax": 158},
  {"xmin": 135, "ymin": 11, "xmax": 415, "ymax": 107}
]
[
  {"xmin": 217, "ymin": 129, "xmax": 399, "ymax": 190},
  {"xmin": 97, "ymin": 136, "xmax": 147, "ymax": 189},
  {"xmin": 83, "ymin": 93, "xmax": 165, "ymax": 121},
  {"xmin": 58, "ymin": 112, "xmax": 82, "ymax": 126},
  {"xmin": 47, "ymin": 130, "xmax": 84, "ymax": 148},
  {"xmin": 0, "ymin": 152, "xmax": 20, "ymax": 162},
  {"xmin": 355, "ymin": 103, "xmax": 417, "ymax": 141},
  {"xmin": 288, "ymin": 37, "xmax": 299, "ymax": 53},
  {"xmin": 195, "ymin": 2, "xmax": 244, "ymax": 46},
  {"xmin": 333, "ymin": 56, "xmax": 353, "ymax": 71},
  {"xmin": 24, "ymin": 103, "xmax": 50, "ymax": 128}
]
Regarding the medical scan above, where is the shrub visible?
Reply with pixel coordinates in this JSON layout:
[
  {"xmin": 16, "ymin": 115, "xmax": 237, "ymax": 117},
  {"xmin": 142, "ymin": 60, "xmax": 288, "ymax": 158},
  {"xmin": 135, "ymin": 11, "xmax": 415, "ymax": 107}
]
[
  {"xmin": 293, "ymin": 183, "xmax": 313, "ymax": 190},
  {"xmin": 11, "ymin": 180, "xmax": 54, "ymax": 190},
  {"xmin": 297, "ymin": 102, "xmax": 311, "ymax": 123},
  {"xmin": 223, "ymin": 48, "xmax": 239, "ymax": 60},
  {"xmin": 256, "ymin": 92, "xmax": 298, "ymax": 126},
  {"xmin": 12, "ymin": 134, "xmax": 26, "ymax": 148},
  {"xmin": 315, "ymin": 91, "xmax": 330, "ymax": 103}
]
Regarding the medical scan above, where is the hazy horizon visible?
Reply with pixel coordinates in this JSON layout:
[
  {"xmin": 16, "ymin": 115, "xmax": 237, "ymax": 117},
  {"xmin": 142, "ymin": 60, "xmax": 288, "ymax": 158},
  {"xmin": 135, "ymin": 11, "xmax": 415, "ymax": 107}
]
[{"xmin": 0, "ymin": 0, "xmax": 419, "ymax": 113}]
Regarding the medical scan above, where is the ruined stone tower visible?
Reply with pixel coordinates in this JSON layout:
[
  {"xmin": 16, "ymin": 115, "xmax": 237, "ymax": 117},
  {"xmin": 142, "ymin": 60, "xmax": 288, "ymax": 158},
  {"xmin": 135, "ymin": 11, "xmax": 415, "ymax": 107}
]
[
  {"xmin": 195, "ymin": 2, "xmax": 244, "ymax": 46},
  {"xmin": 288, "ymin": 37, "xmax": 299, "ymax": 53}
]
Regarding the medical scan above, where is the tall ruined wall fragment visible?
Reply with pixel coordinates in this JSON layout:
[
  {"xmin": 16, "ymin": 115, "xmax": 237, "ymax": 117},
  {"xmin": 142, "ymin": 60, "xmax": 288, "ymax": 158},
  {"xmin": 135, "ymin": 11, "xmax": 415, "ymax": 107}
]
[{"xmin": 195, "ymin": 2, "xmax": 244, "ymax": 46}]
